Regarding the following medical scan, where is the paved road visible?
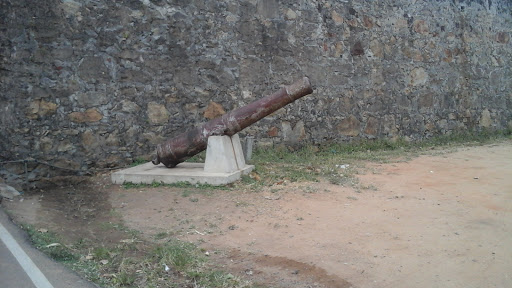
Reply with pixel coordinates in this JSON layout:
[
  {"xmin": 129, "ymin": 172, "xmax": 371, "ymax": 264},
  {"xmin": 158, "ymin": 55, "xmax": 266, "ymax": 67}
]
[{"xmin": 0, "ymin": 206, "xmax": 97, "ymax": 288}]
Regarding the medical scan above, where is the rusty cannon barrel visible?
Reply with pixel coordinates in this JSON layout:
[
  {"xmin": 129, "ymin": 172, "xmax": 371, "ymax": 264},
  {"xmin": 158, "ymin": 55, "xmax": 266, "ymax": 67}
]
[{"xmin": 152, "ymin": 77, "xmax": 313, "ymax": 168}]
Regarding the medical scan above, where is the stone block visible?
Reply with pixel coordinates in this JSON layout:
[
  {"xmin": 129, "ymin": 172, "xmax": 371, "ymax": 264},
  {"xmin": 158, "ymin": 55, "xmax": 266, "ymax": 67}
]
[
  {"xmin": 282, "ymin": 121, "xmax": 307, "ymax": 143},
  {"xmin": 0, "ymin": 184, "xmax": 21, "ymax": 199},
  {"xmin": 364, "ymin": 117, "xmax": 380, "ymax": 136},
  {"xmin": 496, "ymin": 32, "xmax": 510, "ymax": 44},
  {"xmin": 331, "ymin": 11, "xmax": 344, "ymax": 25},
  {"xmin": 203, "ymin": 102, "xmax": 226, "ymax": 119},
  {"xmin": 26, "ymin": 100, "xmax": 58, "ymax": 119},
  {"xmin": 351, "ymin": 41, "xmax": 364, "ymax": 56},
  {"xmin": 337, "ymin": 115, "xmax": 360, "ymax": 137},
  {"xmin": 267, "ymin": 126, "xmax": 279, "ymax": 137},
  {"xmin": 147, "ymin": 102, "xmax": 169, "ymax": 125},
  {"xmin": 256, "ymin": 0, "xmax": 279, "ymax": 19},
  {"xmin": 78, "ymin": 56, "xmax": 109, "ymax": 82},
  {"xmin": 410, "ymin": 68, "xmax": 428, "ymax": 86},
  {"xmin": 75, "ymin": 91, "xmax": 108, "ymax": 107},
  {"xmin": 413, "ymin": 20, "xmax": 429, "ymax": 34},
  {"xmin": 68, "ymin": 109, "xmax": 103, "ymax": 123},
  {"xmin": 285, "ymin": 8, "xmax": 297, "ymax": 20},
  {"xmin": 479, "ymin": 109, "xmax": 492, "ymax": 128},
  {"xmin": 120, "ymin": 100, "xmax": 141, "ymax": 113}
]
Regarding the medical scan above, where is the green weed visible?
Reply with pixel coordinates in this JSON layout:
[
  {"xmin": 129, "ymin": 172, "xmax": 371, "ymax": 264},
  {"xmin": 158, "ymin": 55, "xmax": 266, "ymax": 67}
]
[
  {"xmin": 92, "ymin": 246, "xmax": 111, "ymax": 260},
  {"xmin": 130, "ymin": 158, "xmax": 148, "ymax": 167},
  {"xmin": 122, "ymin": 182, "xmax": 147, "ymax": 189},
  {"xmin": 249, "ymin": 128, "xmax": 511, "ymax": 186},
  {"xmin": 151, "ymin": 240, "xmax": 202, "ymax": 272},
  {"xmin": 24, "ymin": 224, "xmax": 255, "ymax": 288},
  {"xmin": 114, "ymin": 270, "xmax": 136, "ymax": 286},
  {"xmin": 192, "ymin": 270, "xmax": 251, "ymax": 288},
  {"xmin": 123, "ymin": 180, "xmax": 231, "ymax": 190},
  {"xmin": 185, "ymin": 151, "xmax": 207, "ymax": 163},
  {"xmin": 100, "ymin": 222, "xmax": 140, "ymax": 237},
  {"xmin": 154, "ymin": 231, "xmax": 170, "ymax": 240},
  {"xmin": 23, "ymin": 224, "xmax": 78, "ymax": 262}
]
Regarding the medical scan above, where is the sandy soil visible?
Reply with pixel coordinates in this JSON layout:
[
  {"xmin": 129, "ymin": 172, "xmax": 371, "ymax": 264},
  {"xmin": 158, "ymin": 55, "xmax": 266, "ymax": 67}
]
[{"xmin": 3, "ymin": 141, "xmax": 512, "ymax": 288}]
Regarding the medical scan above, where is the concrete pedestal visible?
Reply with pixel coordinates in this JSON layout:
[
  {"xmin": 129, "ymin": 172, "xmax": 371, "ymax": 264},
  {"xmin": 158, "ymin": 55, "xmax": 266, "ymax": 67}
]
[{"xmin": 111, "ymin": 135, "xmax": 254, "ymax": 186}]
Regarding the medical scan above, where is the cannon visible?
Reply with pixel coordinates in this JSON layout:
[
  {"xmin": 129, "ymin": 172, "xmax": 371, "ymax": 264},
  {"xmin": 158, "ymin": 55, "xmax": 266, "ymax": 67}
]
[{"xmin": 152, "ymin": 77, "xmax": 313, "ymax": 168}]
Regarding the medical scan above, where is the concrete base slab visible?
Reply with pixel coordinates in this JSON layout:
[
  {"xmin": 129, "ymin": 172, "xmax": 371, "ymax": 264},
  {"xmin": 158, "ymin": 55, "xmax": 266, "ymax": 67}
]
[
  {"xmin": 111, "ymin": 162, "xmax": 254, "ymax": 186},
  {"xmin": 113, "ymin": 135, "xmax": 254, "ymax": 186}
]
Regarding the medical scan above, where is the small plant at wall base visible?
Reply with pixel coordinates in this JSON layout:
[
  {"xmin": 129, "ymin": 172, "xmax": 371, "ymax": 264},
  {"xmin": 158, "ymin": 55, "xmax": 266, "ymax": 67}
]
[
  {"xmin": 130, "ymin": 158, "xmax": 148, "ymax": 167},
  {"xmin": 122, "ymin": 180, "xmax": 231, "ymax": 190},
  {"xmin": 249, "ymin": 128, "xmax": 511, "ymax": 185}
]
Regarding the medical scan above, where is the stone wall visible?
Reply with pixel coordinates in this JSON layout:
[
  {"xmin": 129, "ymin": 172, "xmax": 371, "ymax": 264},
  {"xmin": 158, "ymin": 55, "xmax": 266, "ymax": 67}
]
[{"xmin": 1, "ymin": 0, "xmax": 511, "ymax": 180}]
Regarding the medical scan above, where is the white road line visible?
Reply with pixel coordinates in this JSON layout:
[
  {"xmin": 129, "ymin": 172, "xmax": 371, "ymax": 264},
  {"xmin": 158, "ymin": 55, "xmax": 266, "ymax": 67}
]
[{"xmin": 0, "ymin": 222, "xmax": 54, "ymax": 288}]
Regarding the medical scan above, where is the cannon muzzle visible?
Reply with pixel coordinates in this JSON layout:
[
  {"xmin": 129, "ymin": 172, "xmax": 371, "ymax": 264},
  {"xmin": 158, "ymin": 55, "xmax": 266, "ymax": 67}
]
[{"xmin": 152, "ymin": 77, "xmax": 313, "ymax": 168}]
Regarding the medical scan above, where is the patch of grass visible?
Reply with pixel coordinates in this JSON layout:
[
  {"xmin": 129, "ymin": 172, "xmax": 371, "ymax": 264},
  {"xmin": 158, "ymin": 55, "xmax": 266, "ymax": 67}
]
[
  {"xmin": 300, "ymin": 185, "xmax": 318, "ymax": 193},
  {"xmin": 71, "ymin": 259, "xmax": 106, "ymax": 286},
  {"xmin": 93, "ymin": 246, "xmax": 112, "ymax": 260},
  {"xmin": 253, "ymin": 164, "xmax": 320, "ymax": 185},
  {"xmin": 253, "ymin": 144, "xmax": 319, "ymax": 165},
  {"xmin": 23, "ymin": 224, "xmax": 78, "ymax": 262},
  {"xmin": 123, "ymin": 180, "xmax": 231, "ymax": 190},
  {"xmin": 122, "ymin": 182, "xmax": 147, "ymax": 189},
  {"xmin": 181, "ymin": 189, "xmax": 213, "ymax": 198},
  {"xmin": 154, "ymin": 231, "xmax": 170, "ymax": 240},
  {"xmin": 240, "ymin": 175, "xmax": 259, "ymax": 185},
  {"xmin": 420, "ymin": 128, "xmax": 511, "ymax": 147},
  {"xmin": 248, "ymin": 128, "xmax": 511, "ymax": 186},
  {"xmin": 22, "ymin": 225, "xmax": 110, "ymax": 286},
  {"xmin": 318, "ymin": 138, "xmax": 407, "ymax": 156},
  {"xmin": 239, "ymin": 174, "xmax": 266, "ymax": 192},
  {"xmin": 151, "ymin": 240, "xmax": 200, "ymax": 271},
  {"xmin": 192, "ymin": 270, "xmax": 251, "ymax": 288},
  {"xmin": 145, "ymin": 241, "xmax": 253, "ymax": 287},
  {"xmin": 23, "ymin": 224, "xmax": 256, "ymax": 288},
  {"xmin": 327, "ymin": 166, "xmax": 360, "ymax": 187},
  {"xmin": 109, "ymin": 208, "xmax": 121, "ymax": 217},
  {"xmin": 114, "ymin": 270, "xmax": 136, "ymax": 286},
  {"xmin": 148, "ymin": 241, "xmax": 252, "ymax": 287},
  {"xmin": 360, "ymin": 184, "xmax": 378, "ymax": 191},
  {"xmin": 100, "ymin": 222, "xmax": 140, "ymax": 237},
  {"xmin": 185, "ymin": 150, "xmax": 207, "ymax": 163},
  {"xmin": 73, "ymin": 238, "xmax": 89, "ymax": 249},
  {"xmin": 235, "ymin": 201, "xmax": 251, "ymax": 207},
  {"xmin": 130, "ymin": 158, "xmax": 148, "ymax": 167}
]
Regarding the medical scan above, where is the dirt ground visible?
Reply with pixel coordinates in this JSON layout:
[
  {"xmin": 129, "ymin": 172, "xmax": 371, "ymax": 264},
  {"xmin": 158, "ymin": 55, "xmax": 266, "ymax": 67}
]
[{"xmin": 3, "ymin": 141, "xmax": 512, "ymax": 288}]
